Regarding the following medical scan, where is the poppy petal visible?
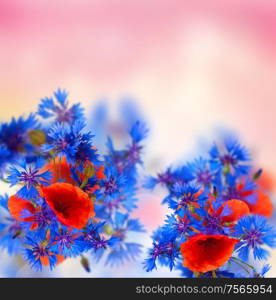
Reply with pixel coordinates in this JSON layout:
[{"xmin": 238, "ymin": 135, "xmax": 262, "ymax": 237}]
[
  {"xmin": 180, "ymin": 234, "xmax": 239, "ymax": 273},
  {"xmin": 42, "ymin": 183, "xmax": 95, "ymax": 229},
  {"xmin": 247, "ymin": 191, "xmax": 273, "ymax": 217},
  {"xmin": 220, "ymin": 199, "xmax": 250, "ymax": 223},
  {"xmin": 43, "ymin": 157, "xmax": 75, "ymax": 184},
  {"xmin": 8, "ymin": 195, "xmax": 35, "ymax": 222}
]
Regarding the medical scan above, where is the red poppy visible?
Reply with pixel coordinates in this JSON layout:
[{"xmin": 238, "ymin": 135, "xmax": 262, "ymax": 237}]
[
  {"xmin": 258, "ymin": 170, "xmax": 275, "ymax": 193},
  {"xmin": 232, "ymin": 181, "xmax": 274, "ymax": 218},
  {"xmin": 219, "ymin": 199, "xmax": 250, "ymax": 223},
  {"xmin": 8, "ymin": 195, "xmax": 36, "ymax": 222},
  {"xmin": 95, "ymin": 165, "xmax": 106, "ymax": 180},
  {"xmin": 247, "ymin": 191, "xmax": 273, "ymax": 218},
  {"xmin": 43, "ymin": 157, "xmax": 75, "ymax": 184},
  {"xmin": 180, "ymin": 234, "xmax": 239, "ymax": 273},
  {"xmin": 206, "ymin": 198, "xmax": 249, "ymax": 228},
  {"xmin": 41, "ymin": 183, "xmax": 95, "ymax": 229},
  {"xmin": 235, "ymin": 182, "xmax": 255, "ymax": 199}
]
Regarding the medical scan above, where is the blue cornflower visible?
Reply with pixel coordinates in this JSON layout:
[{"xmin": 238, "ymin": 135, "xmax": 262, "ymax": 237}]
[
  {"xmin": 37, "ymin": 88, "xmax": 84, "ymax": 124},
  {"xmin": 105, "ymin": 130, "xmax": 144, "ymax": 180},
  {"xmin": 144, "ymin": 233, "xmax": 179, "ymax": 272},
  {"xmin": 51, "ymin": 228, "xmax": 85, "ymax": 258},
  {"xmin": 45, "ymin": 121, "xmax": 99, "ymax": 164},
  {"xmin": 144, "ymin": 166, "xmax": 194, "ymax": 199},
  {"xmin": 253, "ymin": 264, "xmax": 271, "ymax": 278},
  {"xmin": 119, "ymin": 186, "xmax": 139, "ymax": 212},
  {"xmin": 209, "ymin": 137, "xmax": 251, "ymax": 176},
  {"xmin": 7, "ymin": 159, "xmax": 52, "ymax": 200},
  {"xmin": 100, "ymin": 122, "xmax": 147, "ymax": 188},
  {"xmin": 235, "ymin": 215, "xmax": 276, "ymax": 261},
  {"xmin": 0, "ymin": 114, "xmax": 38, "ymax": 168},
  {"xmin": 119, "ymin": 100, "xmax": 146, "ymax": 133},
  {"xmin": 81, "ymin": 222, "xmax": 116, "ymax": 251},
  {"xmin": 186, "ymin": 157, "xmax": 215, "ymax": 187},
  {"xmin": 126, "ymin": 142, "xmax": 143, "ymax": 166},
  {"xmin": 0, "ymin": 195, "xmax": 24, "ymax": 254},
  {"xmin": 169, "ymin": 166, "xmax": 194, "ymax": 187},
  {"xmin": 75, "ymin": 131, "xmax": 99, "ymax": 164},
  {"xmin": 103, "ymin": 212, "xmax": 144, "ymax": 266},
  {"xmin": 0, "ymin": 194, "xmax": 8, "ymax": 209},
  {"xmin": 24, "ymin": 233, "xmax": 57, "ymax": 271},
  {"xmin": 222, "ymin": 179, "xmax": 257, "ymax": 205},
  {"xmin": 111, "ymin": 212, "xmax": 145, "ymax": 235},
  {"xmin": 0, "ymin": 221, "xmax": 23, "ymax": 254},
  {"xmin": 163, "ymin": 214, "xmax": 191, "ymax": 238},
  {"xmin": 105, "ymin": 138, "xmax": 123, "ymax": 170},
  {"xmin": 143, "ymin": 167, "xmax": 174, "ymax": 190},
  {"xmin": 97, "ymin": 157, "xmax": 136, "ymax": 214},
  {"xmin": 20, "ymin": 200, "xmax": 57, "ymax": 231},
  {"xmin": 191, "ymin": 199, "xmax": 234, "ymax": 235},
  {"xmin": 0, "ymin": 145, "xmax": 10, "ymax": 175},
  {"xmin": 129, "ymin": 121, "xmax": 148, "ymax": 144},
  {"xmin": 99, "ymin": 133, "xmax": 144, "ymax": 213},
  {"xmin": 105, "ymin": 242, "xmax": 143, "ymax": 267},
  {"xmin": 126, "ymin": 218, "xmax": 146, "ymax": 233},
  {"xmin": 144, "ymin": 242, "xmax": 163, "ymax": 272},
  {"xmin": 81, "ymin": 222, "xmax": 120, "ymax": 265},
  {"xmin": 203, "ymin": 214, "xmax": 224, "ymax": 235},
  {"xmin": 168, "ymin": 183, "xmax": 206, "ymax": 211},
  {"xmin": 97, "ymin": 166, "xmax": 126, "ymax": 210},
  {"xmin": 106, "ymin": 212, "xmax": 145, "ymax": 249},
  {"xmin": 44, "ymin": 122, "xmax": 80, "ymax": 161}
]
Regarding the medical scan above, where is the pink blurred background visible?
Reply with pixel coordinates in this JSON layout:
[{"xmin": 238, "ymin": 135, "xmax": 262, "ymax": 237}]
[{"xmin": 0, "ymin": 0, "xmax": 276, "ymax": 277}]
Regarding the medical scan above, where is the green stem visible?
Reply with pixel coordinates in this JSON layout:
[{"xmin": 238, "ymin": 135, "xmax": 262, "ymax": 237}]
[
  {"xmin": 231, "ymin": 257, "xmax": 252, "ymax": 275},
  {"xmin": 231, "ymin": 256, "xmax": 255, "ymax": 270}
]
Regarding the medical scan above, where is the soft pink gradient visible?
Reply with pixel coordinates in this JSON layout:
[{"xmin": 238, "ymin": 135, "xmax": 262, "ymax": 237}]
[{"xmin": 1, "ymin": 0, "xmax": 276, "ymax": 276}]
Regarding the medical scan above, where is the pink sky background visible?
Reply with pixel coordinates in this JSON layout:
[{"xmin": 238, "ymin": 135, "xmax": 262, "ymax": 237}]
[
  {"xmin": 1, "ymin": 0, "xmax": 275, "ymax": 177},
  {"xmin": 1, "ymin": 0, "xmax": 276, "ymax": 276}
]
